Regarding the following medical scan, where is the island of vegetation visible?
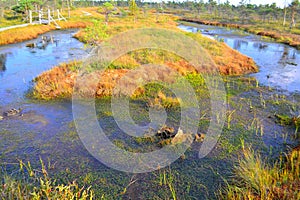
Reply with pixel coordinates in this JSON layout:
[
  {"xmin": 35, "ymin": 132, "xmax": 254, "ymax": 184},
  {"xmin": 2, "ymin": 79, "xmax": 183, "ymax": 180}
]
[{"xmin": 31, "ymin": 8, "xmax": 258, "ymax": 100}]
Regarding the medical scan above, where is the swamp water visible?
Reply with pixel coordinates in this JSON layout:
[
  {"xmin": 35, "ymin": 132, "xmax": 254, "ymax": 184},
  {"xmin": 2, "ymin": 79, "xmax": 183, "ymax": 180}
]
[{"xmin": 0, "ymin": 26, "xmax": 299, "ymax": 199}]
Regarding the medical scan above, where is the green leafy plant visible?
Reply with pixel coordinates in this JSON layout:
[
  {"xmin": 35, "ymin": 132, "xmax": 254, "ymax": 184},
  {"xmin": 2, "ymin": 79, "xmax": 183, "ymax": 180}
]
[
  {"xmin": 102, "ymin": 1, "xmax": 115, "ymax": 23},
  {"xmin": 83, "ymin": 20, "xmax": 108, "ymax": 45}
]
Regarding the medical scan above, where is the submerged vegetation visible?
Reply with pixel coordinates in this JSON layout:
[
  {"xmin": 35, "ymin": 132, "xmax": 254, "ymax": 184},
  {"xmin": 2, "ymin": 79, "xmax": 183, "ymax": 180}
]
[
  {"xmin": 0, "ymin": 1, "xmax": 299, "ymax": 199},
  {"xmin": 275, "ymin": 114, "xmax": 300, "ymax": 134}
]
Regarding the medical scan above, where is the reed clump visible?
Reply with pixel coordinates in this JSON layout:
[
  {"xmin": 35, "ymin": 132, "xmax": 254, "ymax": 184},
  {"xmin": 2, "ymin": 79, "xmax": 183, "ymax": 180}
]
[{"xmin": 219, "ymin": 147, "xmax": 300, "ymax": 200}]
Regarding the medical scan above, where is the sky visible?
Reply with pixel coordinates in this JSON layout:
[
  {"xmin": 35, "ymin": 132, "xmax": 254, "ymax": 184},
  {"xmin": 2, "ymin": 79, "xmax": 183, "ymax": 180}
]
[{"xmin": 215, "ymin": 0, "xmax": 290, "ymax": 8}]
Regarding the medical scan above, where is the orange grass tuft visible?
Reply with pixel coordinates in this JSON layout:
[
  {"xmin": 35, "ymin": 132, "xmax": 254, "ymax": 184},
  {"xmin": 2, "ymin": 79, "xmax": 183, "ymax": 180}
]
[{"xmin": 0, "ymin": 21, "xmax": 90, "ymax": 46}]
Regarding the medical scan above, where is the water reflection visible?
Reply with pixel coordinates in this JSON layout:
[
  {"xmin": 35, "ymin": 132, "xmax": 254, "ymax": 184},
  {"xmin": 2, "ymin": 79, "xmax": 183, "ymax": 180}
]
[
  {"xmin": 25, "ymin": 35, "xmax": 60, "ymax": 51},
  {"xmin": 252, "ymin": 42, "xmax": 269, "ymax": 52},
  {"xmin": 0, "ymin": 29, "xmax": 87, "ymax": 105},
  {"xmin": 233, "ymin": 39, "xmax": 248, "ymax": 50},
  {"xmin": 278, "ymin": 46, "xmax": 298, "ymax": 66},
  {"xmin": 0, "ymin": 53, "xmax": 7, "ymax": 75},
  {"xmin": 279, "ymin": 46, "xmax": 290, "ymax": 66}
]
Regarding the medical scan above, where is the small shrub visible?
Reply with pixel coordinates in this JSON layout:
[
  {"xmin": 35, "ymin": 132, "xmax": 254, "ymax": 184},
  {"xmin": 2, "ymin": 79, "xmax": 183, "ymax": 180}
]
[{"xmin": 82, "ymin": 20, "xmax": 108, "ymax": 45}]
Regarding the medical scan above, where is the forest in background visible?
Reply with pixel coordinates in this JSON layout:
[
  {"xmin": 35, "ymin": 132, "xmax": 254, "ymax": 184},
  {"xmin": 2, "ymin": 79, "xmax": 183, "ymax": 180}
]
[{"xmin": 0, "ymin": 0, "xmax": 300, "ymax": 29}]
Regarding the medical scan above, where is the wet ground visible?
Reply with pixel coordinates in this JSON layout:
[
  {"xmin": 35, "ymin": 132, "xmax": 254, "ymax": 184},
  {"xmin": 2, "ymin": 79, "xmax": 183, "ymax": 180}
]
[{"xmin": 0, "ymin": 26, "xmax": 299, "ymax": 199}]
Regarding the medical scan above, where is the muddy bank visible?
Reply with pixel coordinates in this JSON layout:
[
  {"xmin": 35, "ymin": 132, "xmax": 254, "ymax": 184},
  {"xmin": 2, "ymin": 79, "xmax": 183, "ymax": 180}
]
[
  {"xmin": 0, "ymin": 21, "xmax": 89, "ymax": 46},
  {"xmin": 181, "ymin": 18, "xmax": 300, "ymax": 49}
]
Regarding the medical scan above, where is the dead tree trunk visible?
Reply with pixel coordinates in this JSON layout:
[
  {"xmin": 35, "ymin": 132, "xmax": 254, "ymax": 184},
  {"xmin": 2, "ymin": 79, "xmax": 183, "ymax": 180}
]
[
  {"xmin": 290, "ymin": 8, "xmax": 296, "ymax": 28},
  {"xmin": 0, "ymin": 7, "xmax": 4, "ymax": 18},
  {"xmin": 290, "ymin": 0, "xmax": 299, "ymax": 29},
  {"xmin": 283, "ymin": 0, "xmax": 287, "ymax": 26}
]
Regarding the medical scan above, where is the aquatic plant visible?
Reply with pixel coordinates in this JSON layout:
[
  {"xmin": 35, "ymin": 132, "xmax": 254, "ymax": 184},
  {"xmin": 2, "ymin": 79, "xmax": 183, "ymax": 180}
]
[
  {"xmin": 81, "ymin": 20, "xmax": 108, "ymax": 45},
  {"xmin": 219, "ymin": 147, "xmax": 300, "ymax": 200},
  {"xmin": 0, "ymin": 159, "xmax": 94, "ymax": 200},
  {"xmin": 157, "ymin": 169, "xmax": 178, "ymax": 200},
  {"xmin": 275, "ymin": 114, "xmax": 300, "ymax": 135}
]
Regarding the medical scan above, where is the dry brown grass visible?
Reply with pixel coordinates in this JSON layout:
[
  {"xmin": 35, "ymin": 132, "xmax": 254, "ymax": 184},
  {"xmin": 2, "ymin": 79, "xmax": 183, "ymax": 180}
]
[
  {"xmin": 219, "ymin": 147, "xmax": 300, "ymax": 200},
  {"xmin": 33, "ymin": 59, "xmax": 189, "ymax": 100},
  {"xmin": 215, "ymin": 42, "xmax": 258, "ymax": 75},
  {"xmin": 148, "ymin": 91, "xmax": 181, "ymax": 109},
  {"xmin": 33, "ymin": 61, "xmax": 80, "ymax": 99},
  {"xmin": 0, "ymin": 7, "xmax": 94, "ymax": 46},
  {"xmin": 0, "ymin": 25, "xmax": 53, "ymax": 45},
  {"xmin": 0, "ymin": 21, "xmax": 90, "ymax": 46}
]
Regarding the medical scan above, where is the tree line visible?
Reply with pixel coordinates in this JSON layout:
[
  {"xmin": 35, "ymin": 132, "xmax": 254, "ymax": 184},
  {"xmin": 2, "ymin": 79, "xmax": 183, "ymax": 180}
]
[{"xmin": 1, "ymin": 0, "xmax": 300, "ymax": 29}]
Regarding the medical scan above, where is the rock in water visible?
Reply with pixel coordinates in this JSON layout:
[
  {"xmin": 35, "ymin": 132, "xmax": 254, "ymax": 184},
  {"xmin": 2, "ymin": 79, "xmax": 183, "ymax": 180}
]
[
  {"xmin": 4, "ymin": 108, "xmax": 22, "ymax": 117},
  {"xmin": 0, "ymin": 115, "xmax": 3, "ymax": 120},
  {"xmin": 26, "ymin": 43, "xmax": 36, "ymax": 48}
]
